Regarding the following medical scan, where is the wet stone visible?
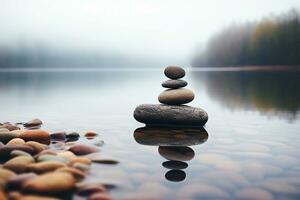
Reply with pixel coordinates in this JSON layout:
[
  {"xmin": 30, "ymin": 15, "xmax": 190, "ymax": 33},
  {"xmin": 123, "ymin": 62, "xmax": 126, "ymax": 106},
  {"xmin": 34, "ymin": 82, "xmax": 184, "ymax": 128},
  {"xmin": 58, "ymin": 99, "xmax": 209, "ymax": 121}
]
[
  {"xmin": 10, "ymin": 150, "xmax": 32, "ymax": 158},
  {"xmin": 23, "ymin": 119, "xmax": 43, "ymax": 128},
  {"xmin": 0, "ymin": 145, "xmax": 35, "ymax": 159},
  {"xmin": 3, "ymin": 156, "xmax": 35, "ymax": 173},
  {"xmin": 134, "ymin": 104, "xmax": 208, "ymax": 126},
  {"xmin": 19, "ymin": 130, "xmax": 50, "ymax": 145},
  {"xmin": 22, "ymin": 172, "xmax": 75, "ymax": 195},
  {"xmin": 7, "ymin": 138, "xmax": 25, "ymax": 145},
  {"xmin": 0, "ymin": 168, "xmax": 16, "ymax": 184},
  {"xmin": 0, "ymin": 128, "xmax": 19, "ymax": 144},
  {"xmin": 73, "ymin": 163, "xmax": 91, "ymax": 172},
  {"xmin": 50, "ymin": 132, "xmax": 66, "ymax": 141},
  {"xmin": 2, "ymin": 123, "xmax": 20, "ymax": 131},
  {"xmin": 162, "ymin": 79, "xmax": 188, "ymax": 89},
  {"xmin": 27, "ymin": 161, "xmax": 66, "ymax": 174},
  {"xmin": 26, "ymin": 141, "xmax": 47, "ymax": 153},
  {"xmin": 56, "ymin": 167, "xmax": 86, "ymax": 181},
  {"xmin": 66, "ymin": 132, "xmax": 80, "ymax": 139},
  {"xmin": 68, "ymin": 144, "xmax": 99, "ymax": 155},
  {"xmin": 7, "ymin": 172, "xmax": 37, "ymax": 190},
  {"xmin": 85, "ymin": 131, "xmax": 98, "ymax": 138},
  {"xmin": 37, "ymin": 155, "xmax": 68, "ymax": 164},
  {"xmin": 69, "ymin": 157, "xmax": 92, "ymax": 165}
]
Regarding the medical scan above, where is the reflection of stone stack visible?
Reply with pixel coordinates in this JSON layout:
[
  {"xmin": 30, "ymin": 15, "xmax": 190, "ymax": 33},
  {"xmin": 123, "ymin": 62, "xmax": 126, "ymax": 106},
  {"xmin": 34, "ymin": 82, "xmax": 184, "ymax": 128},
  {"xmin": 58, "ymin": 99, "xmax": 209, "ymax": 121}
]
[
  {"xmin": 134, "ymin": 127, "xmax": 208, "ymax": 182},
  {"xmin": 134, "ymin": 66, "xmax": 208, "ymax": 126}
]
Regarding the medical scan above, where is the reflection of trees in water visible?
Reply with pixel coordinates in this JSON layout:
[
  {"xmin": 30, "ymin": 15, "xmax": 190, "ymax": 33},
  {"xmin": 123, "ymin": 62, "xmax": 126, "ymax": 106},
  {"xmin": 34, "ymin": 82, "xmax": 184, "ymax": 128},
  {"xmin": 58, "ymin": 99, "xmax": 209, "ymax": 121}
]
[{"xmin": 193, "ymin": 71, "xmax": 300, "ymax": 120}]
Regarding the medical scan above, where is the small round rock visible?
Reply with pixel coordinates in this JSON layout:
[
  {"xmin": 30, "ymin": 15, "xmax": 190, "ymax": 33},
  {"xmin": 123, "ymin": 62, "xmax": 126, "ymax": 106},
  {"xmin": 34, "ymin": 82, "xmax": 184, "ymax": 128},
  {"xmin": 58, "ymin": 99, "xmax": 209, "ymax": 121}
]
[
  {"xmin": 23, "ymin": 119, "xmax": 43, "ymax": 128},
  {"xmin": 164, "ymin": 66, "xmax": 185, "ymax": 79}
]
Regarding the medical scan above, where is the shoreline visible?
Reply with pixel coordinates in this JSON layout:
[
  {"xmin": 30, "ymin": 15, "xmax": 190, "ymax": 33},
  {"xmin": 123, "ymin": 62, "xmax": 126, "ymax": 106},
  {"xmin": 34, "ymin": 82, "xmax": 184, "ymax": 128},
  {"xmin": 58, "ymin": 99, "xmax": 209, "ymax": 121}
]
[{"xmin": 0, "ymin": 65, "xmax": 299, "ymax": 73}]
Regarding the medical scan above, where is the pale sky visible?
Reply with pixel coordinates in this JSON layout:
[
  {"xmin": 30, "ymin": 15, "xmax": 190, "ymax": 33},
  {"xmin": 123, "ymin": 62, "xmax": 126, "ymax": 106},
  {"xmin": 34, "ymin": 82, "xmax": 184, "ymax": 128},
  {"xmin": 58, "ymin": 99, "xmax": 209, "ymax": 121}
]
[{"xmin": 0, "ymin": 0, "xmax": 299, "ymax": 63}]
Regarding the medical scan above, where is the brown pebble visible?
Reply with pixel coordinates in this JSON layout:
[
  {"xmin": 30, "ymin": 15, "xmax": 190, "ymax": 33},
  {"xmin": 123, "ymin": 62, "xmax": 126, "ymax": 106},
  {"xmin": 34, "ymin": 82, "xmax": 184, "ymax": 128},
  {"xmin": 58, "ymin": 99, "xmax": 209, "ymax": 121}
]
[
  {"xmin": 88, "ymin": 192, "xmax": 113, "ymax": 200},
  {"xmin": 26, "ymin": 141, "xmax": 47, "ymax": 153},
  {"xmin": 57, "ymin": 151, "xmax": 77, "ymax": 160},
  {"xmin": 19, "ymin": 195, "xmax": 59, "ymax": 200},
  {"xmin": 2, "ymin": 123, "xmax": 20, "ymax": 131},
  {"xmin": 85, "ymin": 131, "xmax": 98, "ymax": 138},
  {"xmin": 0, "ymin": 189, "xmax": 6, "ymax": 200},
  {"xmin": 24, "ymin": 119, "xmax": 43, "ymax": 128},
  {"xmin": 68, "ymin": 144, "xmax": 99, "ymax": 155},
  {"xmin": 34, "ymin": 149, "xmax": 57, "ymax": 159},
  {"xmin": 7, "ymin": 138, "xmax": 25, "ymax": 145},
  {"xmin": 69, "ymin": 157, "xmax": 92, "ymax": 165},
  {"xmin": 7, "ymin": 191, "xmax": 21, "ymax": 200},
  {"xmin": 10, "ymin": 150, "xmax": 32, "ymax": 158},
  {"xmin": 22, "ymin": 172, "xmax": 75, "ymax": 195},
  {"xmin": 3, "ymin": 156, "xmax": 34, "ymax": 173},
  {"xmin": 27, "ymin": 161, "xmax": 65, "ymax": 174},
  {"xmin": 50, "ymin": 132, "xmax": 66, "ymax": 141},
  {"xmin": 7, "ymin": 173, "xmax": 37, "ymax": 189},
  {"xmin": 72, "ymin": 163, "xmax": 90, "ymax": 172},
  {"xmin": 56, "ymin": 167, "xmax": 86, "ymax": 181},
  {"xmin": 19, "ymin": 130, "xmax": 50, "ymax": 145},
  {"xmin": 0, "ymin": 168, "xmax": 16, "ymax": 184},
  {"xmin": 0, "ymin": 145, "xmax": 35, "ymax": 159}
]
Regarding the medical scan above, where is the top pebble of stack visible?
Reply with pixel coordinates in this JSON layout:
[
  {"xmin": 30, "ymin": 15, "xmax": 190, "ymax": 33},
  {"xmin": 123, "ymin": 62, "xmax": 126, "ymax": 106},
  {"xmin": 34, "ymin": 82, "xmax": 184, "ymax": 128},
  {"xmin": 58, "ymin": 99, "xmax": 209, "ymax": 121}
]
[{"xmin": 164, "ymin": 66, "xmax": 185, "ymax": 79}]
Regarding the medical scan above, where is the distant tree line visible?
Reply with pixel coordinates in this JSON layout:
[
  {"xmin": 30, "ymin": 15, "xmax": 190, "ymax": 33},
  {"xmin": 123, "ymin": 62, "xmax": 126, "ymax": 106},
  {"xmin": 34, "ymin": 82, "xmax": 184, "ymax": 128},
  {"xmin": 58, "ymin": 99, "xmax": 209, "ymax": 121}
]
[{"xmin": 192, "ymin": 9, "xmax": 300, "ymax": 67}]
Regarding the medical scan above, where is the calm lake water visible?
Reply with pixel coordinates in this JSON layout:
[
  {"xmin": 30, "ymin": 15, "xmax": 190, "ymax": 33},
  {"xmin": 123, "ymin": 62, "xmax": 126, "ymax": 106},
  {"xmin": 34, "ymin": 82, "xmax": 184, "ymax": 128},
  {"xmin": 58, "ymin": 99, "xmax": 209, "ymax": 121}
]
[{"xmin": 0, "ymin": 69, "xmax": 300, "ymax": 200}]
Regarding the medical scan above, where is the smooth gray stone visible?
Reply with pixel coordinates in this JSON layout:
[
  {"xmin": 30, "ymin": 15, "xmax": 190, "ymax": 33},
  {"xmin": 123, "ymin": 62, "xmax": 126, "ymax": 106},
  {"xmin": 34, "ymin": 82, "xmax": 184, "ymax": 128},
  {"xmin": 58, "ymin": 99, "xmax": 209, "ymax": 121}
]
[
  {"xmin": 134, "ymin": 104, "xmax": 208, "ymax": 126},
  {"xmin": 162, "ymin": 79, "xmax": 188, "ymax": 89},
  {"xmin": 158, "ymin": 88, "xmax": 195, "ymax": 105},
  {"xmin": 164, "ymin": 66, "xmax": 185, "ymax": 79}
]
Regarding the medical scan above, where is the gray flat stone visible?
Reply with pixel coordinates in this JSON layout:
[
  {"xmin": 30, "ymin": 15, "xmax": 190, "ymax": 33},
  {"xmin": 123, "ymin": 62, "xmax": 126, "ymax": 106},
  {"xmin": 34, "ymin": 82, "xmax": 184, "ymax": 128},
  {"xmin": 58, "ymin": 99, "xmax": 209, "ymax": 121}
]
[
  {"xmin": 162, "ymin": 80, "xmax": 188, "ymax": 89},
  {"xmin": 133, "ymin": 104, "xmax": 208, "ymax": 126}
]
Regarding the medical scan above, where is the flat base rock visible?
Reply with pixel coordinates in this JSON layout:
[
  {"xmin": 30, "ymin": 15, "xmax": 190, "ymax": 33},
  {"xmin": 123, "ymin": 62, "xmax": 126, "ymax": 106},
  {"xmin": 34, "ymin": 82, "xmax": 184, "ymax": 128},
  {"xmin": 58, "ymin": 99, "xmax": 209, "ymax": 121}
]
[{"xmin": 134, "ymin": 104, "xmax": 208, "ymax": 126}]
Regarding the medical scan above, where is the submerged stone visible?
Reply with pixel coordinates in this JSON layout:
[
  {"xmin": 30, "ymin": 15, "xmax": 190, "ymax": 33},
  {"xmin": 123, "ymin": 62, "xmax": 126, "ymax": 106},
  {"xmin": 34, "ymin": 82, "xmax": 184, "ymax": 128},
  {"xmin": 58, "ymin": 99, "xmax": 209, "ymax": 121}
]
[
  {"xmin": 134, "ymin": 126, "xmax": 208, "ymax": 146},
  {"xmin": 22, "ymin": 172, "xmax": 75, "ymax": 195},
  {"xmin": 134, "ymin": 104, "xmax": 208, "ymax": 126}
]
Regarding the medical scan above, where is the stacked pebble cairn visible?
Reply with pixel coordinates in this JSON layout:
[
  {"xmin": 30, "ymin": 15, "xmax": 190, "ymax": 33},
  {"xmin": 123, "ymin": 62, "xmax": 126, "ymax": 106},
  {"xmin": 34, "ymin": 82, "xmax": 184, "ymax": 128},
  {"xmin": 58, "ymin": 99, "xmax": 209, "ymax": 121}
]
[
  {"xmin": 134, "ymin": 66, "xmax": 208, "ymax": 126},
  {"xmin": 0, "ymin": 119, "xmax": 117, "ymax": 200}
]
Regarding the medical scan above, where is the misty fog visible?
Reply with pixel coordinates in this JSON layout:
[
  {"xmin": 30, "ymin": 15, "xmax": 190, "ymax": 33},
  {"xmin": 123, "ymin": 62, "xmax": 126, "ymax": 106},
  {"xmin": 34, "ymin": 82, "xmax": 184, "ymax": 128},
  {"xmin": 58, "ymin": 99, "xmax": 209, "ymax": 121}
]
[{"xmin": 0, "ymin": 0, "xmax": 299, "ymax": 68}]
